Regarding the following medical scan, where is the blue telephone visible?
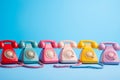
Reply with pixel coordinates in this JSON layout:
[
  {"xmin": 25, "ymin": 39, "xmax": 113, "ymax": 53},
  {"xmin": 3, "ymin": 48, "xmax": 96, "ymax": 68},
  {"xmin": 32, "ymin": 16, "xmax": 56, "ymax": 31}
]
[{"xmin": 18, "ymin": 40, "xmax": 43, "ymax": 68}]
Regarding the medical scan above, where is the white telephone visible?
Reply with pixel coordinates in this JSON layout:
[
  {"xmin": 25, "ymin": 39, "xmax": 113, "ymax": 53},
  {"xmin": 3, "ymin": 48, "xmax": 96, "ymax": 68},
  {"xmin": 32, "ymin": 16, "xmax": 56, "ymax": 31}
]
[{"xmin": 58, "ymin": 40, "xmax": 78, "ymax": 63}]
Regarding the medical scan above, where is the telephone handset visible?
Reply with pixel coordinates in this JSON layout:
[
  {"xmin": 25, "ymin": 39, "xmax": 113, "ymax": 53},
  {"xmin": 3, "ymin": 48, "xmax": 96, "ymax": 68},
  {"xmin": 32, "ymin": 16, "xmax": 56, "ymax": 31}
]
[
  {"xmin": 70, "ymin": 40, "xmax": 103, "ymax": 69},
  {"xmin": 38, "ymin": 40, "xmax": 58, "ymax": 63},
  {"xmin": 99, "ymin": 42, "xmax": 120, "ymax": 65},
  {"xmin": 78, "ymin": 40, "xmax": 98, "ymax": 64},
  {"xmin": 0, "ymin": 40, "xmax": 22, "ymax": 68},
  {"xmin": 19, "ymin": 40, "xmax": 43, "ymax": 68}
]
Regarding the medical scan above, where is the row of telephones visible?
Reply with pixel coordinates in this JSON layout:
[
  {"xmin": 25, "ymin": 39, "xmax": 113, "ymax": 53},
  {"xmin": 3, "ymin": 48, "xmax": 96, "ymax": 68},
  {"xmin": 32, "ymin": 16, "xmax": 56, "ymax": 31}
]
[{"xmin": 0, "ymin": 40, "xmax": 120, "ymax": 69}]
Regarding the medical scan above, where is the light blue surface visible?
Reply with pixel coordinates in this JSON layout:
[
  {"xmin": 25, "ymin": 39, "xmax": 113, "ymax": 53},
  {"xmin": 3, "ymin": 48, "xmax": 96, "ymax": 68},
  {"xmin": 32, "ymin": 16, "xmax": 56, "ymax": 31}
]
[{"xmin": 0, "ymin": 0, "xmax": 120, "ymax": 80}]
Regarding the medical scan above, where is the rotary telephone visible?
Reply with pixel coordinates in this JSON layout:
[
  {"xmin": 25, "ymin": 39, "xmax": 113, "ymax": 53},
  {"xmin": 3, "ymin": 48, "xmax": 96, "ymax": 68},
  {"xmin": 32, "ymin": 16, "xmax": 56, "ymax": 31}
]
[
  {"xmin": 99, "ymin": 42, "xmax": 120, "ymax": 65},
  {"xmin": 58, "ymin": 40, "xmax": 78, "ymax": 63},
  {"xmin": 38, "ymin": 40, "xmax": 58, "ymax": 63},
  {"xmin": 19, "ymin": 40, "xmax": 43, "ymax": 68},
  {"xmin": 70, "ymin": 40, "xmax": 103, "ymax": 69},
  {"xmin": 0, "ymin": 40, "xmax": 22, "ymax": 68},
  {"xmin": 78, "ymin": 40, "xmax": 98, "ymax": 64},
  {"xmin": 54, "ymin": 40, "xmax": 79, "ymax": 68}
]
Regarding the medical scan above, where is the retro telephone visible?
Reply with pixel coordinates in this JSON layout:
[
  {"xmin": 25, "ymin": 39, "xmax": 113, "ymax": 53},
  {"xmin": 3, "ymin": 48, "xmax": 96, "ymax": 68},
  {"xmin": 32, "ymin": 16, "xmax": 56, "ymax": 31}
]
[
  {"xmin": 54, "ymin": 40, "xmax": 79, "ymax": 68},
  {"xmin": 0, "ymin": 40, "xmax": 22, "ymax": 68},
  {"xmin": 78, "ymin": 40, "xmax": 98, "ymax": 64},
  {"xmin": 38, "ymin": 40, "xmax": 58, "ymax": 63},
  {"xmin": 19, "ymin": 40, "xmax": 43, "ymax": 68},
  {"xmin": 99, "ymin": 42, "xmax": 120, "ymax": 65},
  {"xmin": 70, "ymin": 40, "xmax": 103, "ymax": 69},
  {"xmin": 58, "ymin": 40, "xmax": 78, "ymax": 63}
]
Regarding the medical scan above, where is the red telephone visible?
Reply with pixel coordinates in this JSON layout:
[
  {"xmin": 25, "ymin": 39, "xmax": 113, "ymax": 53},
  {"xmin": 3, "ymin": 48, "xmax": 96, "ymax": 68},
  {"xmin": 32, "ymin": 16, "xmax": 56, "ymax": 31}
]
[
  {"xmin": 38, "ymin": 40, "xmax": 58, "ymax": 63},
  {"xmin": 0, "ymin": 40, "xmax": 19, "ymax": 65}
]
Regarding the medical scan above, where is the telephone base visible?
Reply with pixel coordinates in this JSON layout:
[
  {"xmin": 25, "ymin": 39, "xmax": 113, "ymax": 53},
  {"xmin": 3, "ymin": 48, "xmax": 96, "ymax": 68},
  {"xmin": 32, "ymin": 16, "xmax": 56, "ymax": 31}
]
[
  {"xmin": 40, "ymin": 60, "xmax": 58, "ymax": 64},
  {"xmin": 23, "ymin": 61, "xmax": 39, "ymax": 64},
  {"xmin": 1, "ymin": 59, "xmax": 18, "ymax": 64},
  {"xmin": 60, "ymin": 60, "xmax": 78, "ymax": 64},
  {"xmin": 80, "ymin": 60, "xmax": 98, "ymax": 64}
]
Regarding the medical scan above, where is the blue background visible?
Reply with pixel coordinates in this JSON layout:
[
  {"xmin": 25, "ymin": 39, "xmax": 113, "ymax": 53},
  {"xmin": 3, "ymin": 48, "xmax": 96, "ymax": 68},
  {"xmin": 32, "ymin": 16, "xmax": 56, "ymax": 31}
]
[{"xmin": 0, "ymin": 0, "xmax": 120, "ymax": 80}]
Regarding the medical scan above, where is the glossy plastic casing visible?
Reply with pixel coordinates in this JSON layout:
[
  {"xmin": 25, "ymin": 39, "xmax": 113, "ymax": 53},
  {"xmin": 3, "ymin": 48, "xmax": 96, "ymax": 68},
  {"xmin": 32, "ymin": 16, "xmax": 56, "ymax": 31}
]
[
  {"xmin": 78, "ymin": 40, "xmax": 98, "ymax": 64},
  {"xmin": 0, "ymin": 40, "xmax": 18, "ymax": 64},
  {"xmin": 58, "ymin": 40, "xmax": 78, "ymax": 63},
  {"xmin": 39, "ymin": 40, "xmax": 58, "ymax": 63},
  {"xmin": 99, "ymin": 42, "xmax": 120, "ymax": 65},
  {"xmin": 19, "ymin": 40, "xmax": 39, "ymax": 64}
]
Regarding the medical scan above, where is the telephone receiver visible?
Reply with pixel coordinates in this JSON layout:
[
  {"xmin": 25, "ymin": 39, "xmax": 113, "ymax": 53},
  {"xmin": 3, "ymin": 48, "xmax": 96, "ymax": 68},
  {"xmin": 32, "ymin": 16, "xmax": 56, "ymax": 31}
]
[
  {"xmin": 70, "ymin": 40, "xmax": 103, "ymax": 69},
  {"xmin": 99, "ymin": 42, "xmax": 120, "ymax": 65},
  {"xmin": 0, "ymin": 40, "xmax": 22, "ymax": 68},
  {"xmin": 58, "ymin": 40, "xmax": 77, "ymax": 48},
  {"xmin": 18, "ymin": 40, "xmax": 43, "ymax": 68},
  {"xmin": 38, "ymin": 40, "xmax": 58, "ymax": 64},
  {"xmin": 78, "ymin": 40, "xmax": 98, "ymax": 49}
]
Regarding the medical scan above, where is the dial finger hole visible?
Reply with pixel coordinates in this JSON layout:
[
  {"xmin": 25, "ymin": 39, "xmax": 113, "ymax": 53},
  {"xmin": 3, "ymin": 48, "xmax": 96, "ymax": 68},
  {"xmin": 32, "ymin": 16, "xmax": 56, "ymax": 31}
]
[
  {"xmin": 86, "ymin": 52, "xmax": 94, "ymax": 58},
  {"xmin": 46, "ymin": 50, "xmax": 55, "ymax": 58},
  {"xmin": 26, "ymin": 51, "xmax": 35, "ymax": 59},
  {"xmin": 5, "ymin": 50, "xmax": 14, "ymax": 58}
]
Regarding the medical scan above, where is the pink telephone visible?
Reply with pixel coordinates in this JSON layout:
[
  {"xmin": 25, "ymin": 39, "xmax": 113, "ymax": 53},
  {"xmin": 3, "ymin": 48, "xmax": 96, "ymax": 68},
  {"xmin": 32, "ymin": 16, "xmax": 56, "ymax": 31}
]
[
  {"xmin": 58, "ymin": 40, "xmax": 78, "ymax": 63},
  {"xmin": 99, "ymin": 42, "xmax": 120, "ymax": 65},
  {"xmin": 38, "ymin": 40, "xmax": 58, "ymax": 63}
]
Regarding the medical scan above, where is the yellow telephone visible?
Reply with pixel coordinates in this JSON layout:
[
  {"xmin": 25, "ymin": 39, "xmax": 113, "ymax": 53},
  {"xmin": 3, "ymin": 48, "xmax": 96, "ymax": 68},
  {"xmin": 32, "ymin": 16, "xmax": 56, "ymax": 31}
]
[{"xmin": 78, "ymin": 40, "xmax": 98, "ymax": 64}]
